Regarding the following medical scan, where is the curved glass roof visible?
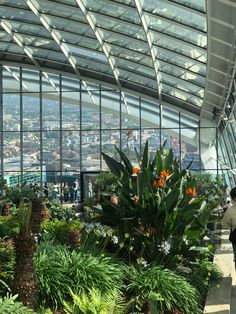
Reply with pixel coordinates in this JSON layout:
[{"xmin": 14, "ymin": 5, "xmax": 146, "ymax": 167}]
[{"xmin": 0, "ymin": 0, "xmax": 207, "ymax": 115}]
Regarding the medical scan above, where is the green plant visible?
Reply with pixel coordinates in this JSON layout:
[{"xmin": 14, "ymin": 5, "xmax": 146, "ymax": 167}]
[
  {"xmin": 186, "ymin": 258, "xmax": 223, "ymax": 300},
  {"xmin": 100, "ymin": 141, "xmax": 216, "ymax": 264},
  {"xmin": 44, "ymin": 199, "xmax": 76, "ymax": 221},
  {"xmin": 127, "ymin": 265, "xmax": 201, "ymax": 313},
  {"xmin": 0, "ymin": 216, "xmax": 19, "ymax": 238},
  {"xmin": 92, "ymin": 172, "xmax": 119, "ymax": 202},
  {"xmin": 0, "ymin": 294, "xmax": 36, "ymax": 313},
  {"xmin": 35, "ymin": 241, "xmax": 126, "ymax": 309},
  {"xmin": 63, "ymin": 288, "xmax": 128, "ymax": 314},
  {"xmin": 0, "ymin": 237, "xmax": 15, "ymax": 295},
  {"xmin": 40, "ymin": 219, "xmax": 82, "ymax": 245}
]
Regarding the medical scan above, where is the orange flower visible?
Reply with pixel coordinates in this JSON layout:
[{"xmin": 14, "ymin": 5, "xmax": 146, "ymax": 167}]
[
  {"xmin": 152, "ymin": 179, "xmax": 158, "ymax": 189},
  {"xmin": 148, "ymin": 227, "xmax": 157, "ymax": 235},
  {"xmin": 157, "ymin": 179, "xmax": 166, "ymax": 187},
  {"xmin": 133, "ymin": 166, "xmax": 140, "ymax": 174},
  {"xmin": 185, "ymin": 187, "xmax": 196, "ymax": 197},
  {"xmin": 160, "ymin": 169, "xmax": 171, "ymax": 179},
  {"xmin": 127, "ymin": 128, "xmax": 133, "ymax": 137}
]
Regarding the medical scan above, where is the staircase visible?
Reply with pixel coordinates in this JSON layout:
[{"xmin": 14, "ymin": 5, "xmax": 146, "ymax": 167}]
[{"xmin": 204, "ymin": 230, "xmax": 236, "ymax": 314}]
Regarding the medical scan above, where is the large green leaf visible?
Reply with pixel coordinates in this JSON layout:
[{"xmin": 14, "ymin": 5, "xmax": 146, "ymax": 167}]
[
  {"xmin": 102, "ymin": 152, "xmax": 124, "ymax": 177},
  {"xmin": 115, "ymin": 146, "xmax": 133, "ymax": 174},
  {"xmin": 156, "ymin": 152, "xmax": 162, "ymax": 177},
  {"xmin": 164, "ymin": 149, "xmax": 173, "ymax": 170},
  {"xmin": 141, "ymin": 140, "xmax": 149, "ymax": 170}
]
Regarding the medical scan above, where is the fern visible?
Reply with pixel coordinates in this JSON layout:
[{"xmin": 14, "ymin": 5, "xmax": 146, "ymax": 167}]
[
  {"xmin": 63, "ymin": 288, "xmax": 129, "ymax": 314},
  {"xmin": 0, "ymin": 294, "xmax": 36, "ymax": 314}
]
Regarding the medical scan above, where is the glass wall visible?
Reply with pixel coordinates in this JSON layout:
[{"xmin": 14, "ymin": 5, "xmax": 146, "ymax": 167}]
[{"xmin": 0, "ymin": 66, "xmax": 221, "ymax": 199}]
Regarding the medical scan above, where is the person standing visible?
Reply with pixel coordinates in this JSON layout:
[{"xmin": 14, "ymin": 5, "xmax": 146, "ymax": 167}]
[
  {"xmin": 73, "ymin": 179, "xmax": 79, "ymax": 203},
  {"xmin": 223, "ymin": 187, "xmax": 236, "ymax": 268},
  {"xmin": 63, "ymin": 182, "xmax": 69, "ymax": 203}
]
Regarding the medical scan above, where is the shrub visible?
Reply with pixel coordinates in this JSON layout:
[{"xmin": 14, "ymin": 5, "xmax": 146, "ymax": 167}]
[
  {"xmin": 35, "ymin": 242, "xmax": 125, "ymax": 309},
  {"xmin": 127, "ymin": 265, "xmax": 201, "ymax": 314},
  {"xmin": 0, "ymin": 216, "xmax": 19, "ymax": 238},
  {"xmin": 40, "ymin": 219, "xmax": 82, "ymax": 245}
]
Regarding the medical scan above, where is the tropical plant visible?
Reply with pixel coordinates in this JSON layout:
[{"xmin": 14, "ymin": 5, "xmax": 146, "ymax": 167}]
[
  {"xmin": 100, "ymin": 141, "xmax": 216, "ymax": 264},
  {"xmin": 0, "ymin": 294, "xmax": 36, "ymax": 314},
  {"xmin": 127, "ymin": 265, "xmax": 201, "ymax": 313},
  {"xmin": 63, "ymin": 288, "xmax": 128, "ymax": 314}
]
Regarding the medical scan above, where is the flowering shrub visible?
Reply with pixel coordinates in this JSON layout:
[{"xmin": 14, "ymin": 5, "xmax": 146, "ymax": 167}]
[{"xmin": 100, "ymin": 141, "xmax": 218, "ymax": 265}]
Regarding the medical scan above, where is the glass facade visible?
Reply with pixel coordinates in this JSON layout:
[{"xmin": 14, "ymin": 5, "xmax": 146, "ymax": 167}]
[{"xmin": 0, "ymin": 66, "xmax": 222, "ymax": 198}]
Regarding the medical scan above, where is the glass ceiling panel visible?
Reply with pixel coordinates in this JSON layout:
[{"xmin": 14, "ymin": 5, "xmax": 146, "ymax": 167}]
[
  {"xmin": 147, "ymin": 14, "xmax": 207, "ymax": 48},
  {"xmin": 17, "ymin": 34, "xmax": 59, "ymax": 51},
  {"xmin": 0, "ymin": 30, "xmax": 12, "ymax": 42},
  {"xmin": 31, "ymin": 48, "xmax": 67, "ymax": 63},
  {"xmin": 74, "ymin": 56, "xmax": 113, "ymax": 75},
  {"xmin": 36, "ymin": 1, "xmax": 87, "ymax": 23},
  {"xmin": 0, "ymin": 7, "xmax": 39, "ymax": 24},
  {"xmin": 159, "ymin": 63, "xmax": 205, "ymax": 87},
  {"xmin": 119, "ymin": 69, "xmax": 157, "ymax": 89},
  {"xmin": 143, "ymin": 0, "xmax": 206, "ymax": 32},
  {"xmin": 108, "ymin": 45, "xmax": 152, "ymax": 67},
  {"xmin": 93, "ymin": 13, "xmax": 146, "ymax": 41},
  {"xmin": 103, "ymin": 30, "xmax": 150, "ymax": 55},
  {"xmin": 115, "ymin": 58, "xmax": 156, "ymax": 79},
  {"xmin": 157, "ymin": 48, "xmax": 206, "ymax": 76},
  {"xmin": 173, "ymin": 0, "xmax": 206, "ymax": 12},
  {"xmin": 86, "ymin": 0, "xmax": 140, "ymax": 24},
  {"xmin": 44, "ymin": 15, "xmax": 95, "ymax": 38},
  {"xmin": 9, "ymin": 21, "xmax": 50, "ymax": 38},
  {"xmin": 152, "ymin": 31, "xmax": 207, "ymax": 63},
  {"xmin": 162, "ymin": 84, "xmax": 202, "ymax": 107},
  {"xmin": 161, "ymin": 73, "xmax": 205, "ymax": 98},
  {"xmin": 66, "ymin": 44, "xmax": 108, "ymax": 63}
]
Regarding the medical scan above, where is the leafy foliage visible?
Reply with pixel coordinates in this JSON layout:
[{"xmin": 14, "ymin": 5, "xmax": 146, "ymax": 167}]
[
  {"xmin": 186, "ymin": 258, "xmax": 223, "ymax": 300},
  {"xmin": 127, "ymin": 265, "xmax": 201, "ymax": 313},
  {"xmin": 92, "ymin": 172, "xmax": 119, "ymax": 202},
  {"xmin": 0, "ymin": 237, "xmax": 15, "ymax": 294},
  {"xmin": 0, "ymin": 294, "xmax": 36, "ymax": 314},
  {"xmin": 35, "ymin": 241, "xmax": 126, "ymax": 309},
  {"xmin": 40, "ymin": 219, "xmax": 82, "ymax": 245},
  {"xmin": 0, "ymin": 216, "xmax": 19, "ymax": 238}
]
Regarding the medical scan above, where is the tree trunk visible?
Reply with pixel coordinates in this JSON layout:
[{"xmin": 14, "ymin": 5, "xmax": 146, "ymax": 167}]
[
  {"xmin": 12, "ymin": 233, "xmax": 38, "ymax": 310},
  {"xmin": 12, "ymin": 196, "xmax": 44, "ymax": 310}
]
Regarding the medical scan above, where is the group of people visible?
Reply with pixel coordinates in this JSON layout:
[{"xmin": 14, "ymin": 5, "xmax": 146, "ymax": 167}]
[{"xmin": 43, "ymin": 179, "xmax": 80, "ymax": 203}]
